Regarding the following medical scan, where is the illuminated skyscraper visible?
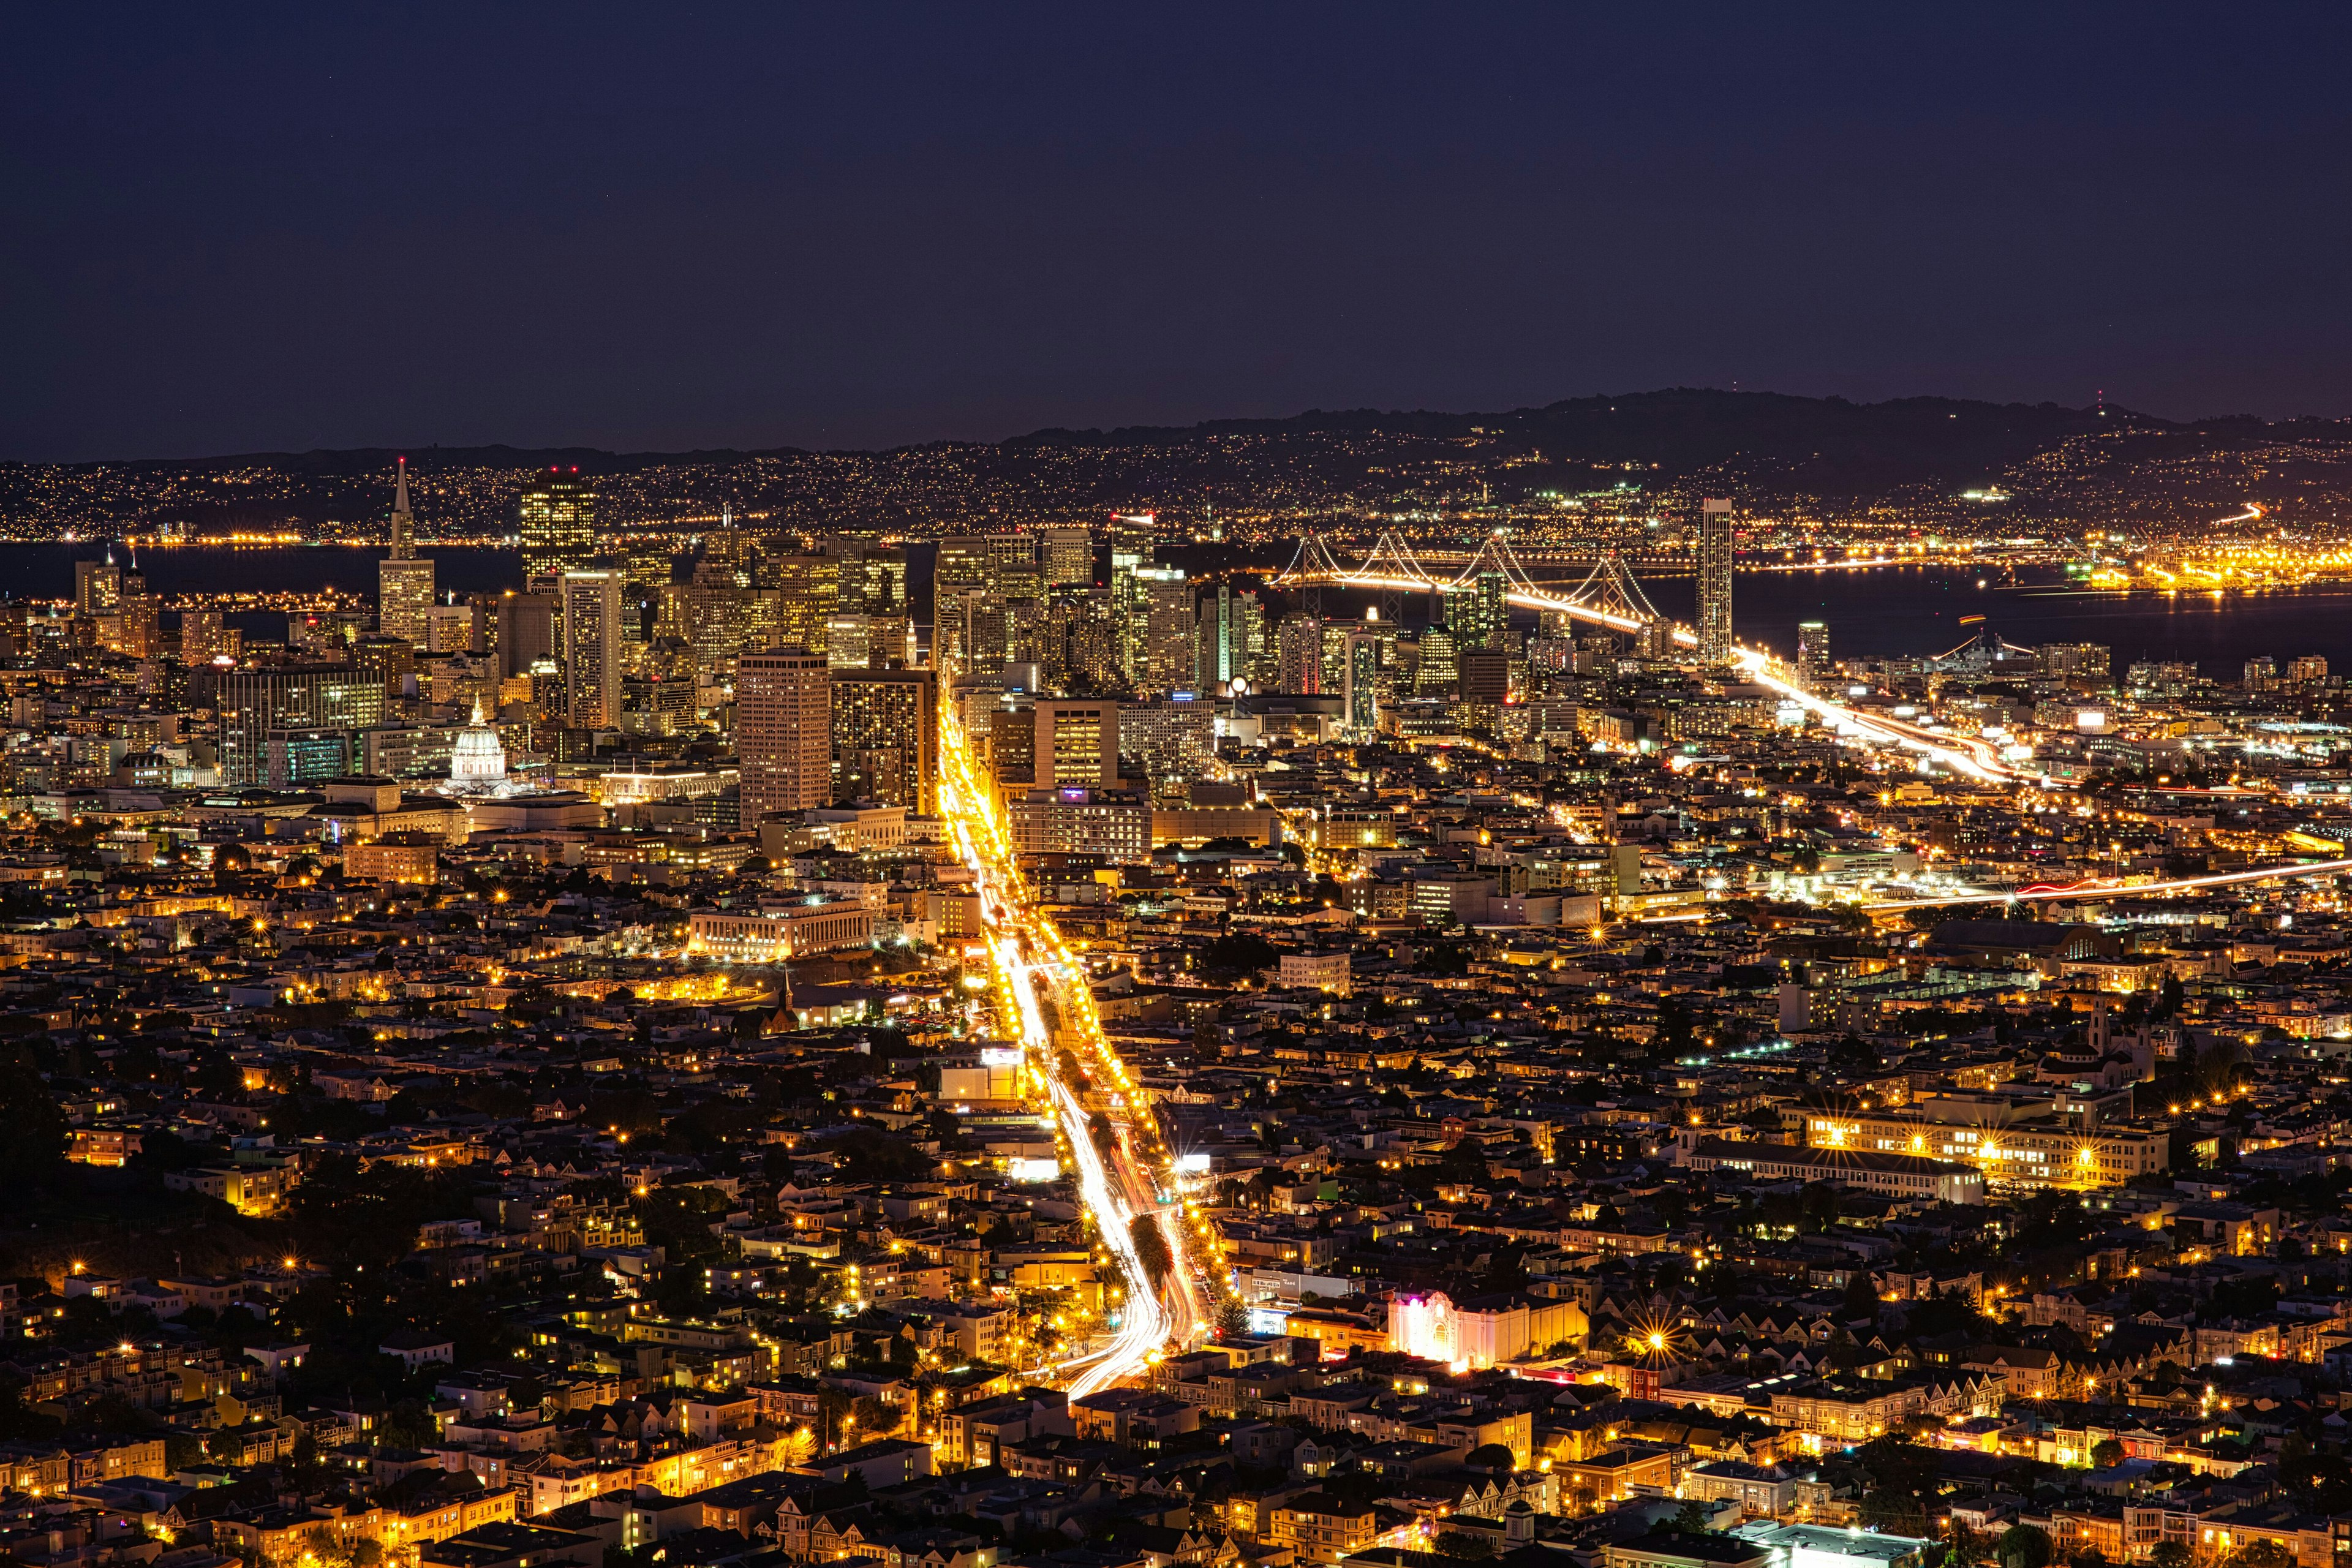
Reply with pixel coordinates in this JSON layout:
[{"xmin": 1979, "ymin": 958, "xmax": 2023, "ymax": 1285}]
[
  {"xmin": 1276, "ymin": 616, "xmax": 1324, "ymax": 695},
  {"xmin": 1343, "ymin": 630, "xmax": 1381, "ymax": 735},
  {"xmin": 1697, "ymin": 498, "xmax": 1734, "ymax": 666},
  {"xmin": 520, "ymin": 470, "xmax": 598, "ymax": 581},
  {"xmin": 559, "ymin": 568, "xmax": 625, "ymax": 728},
  {"xmin": 1196, "ymin": 584, "xmax": 1245, "ymax": 693},
  {"xmin": 75, "ymin": 559, "xmax": 120, "ymax": 617},
  {"xmin": 771, "ymin": 554, "xmax": 840, "ymax": 658},
  {"xmin": 737, "ymin": 647, "xmax": 832, "ymax": 819},
  {"xmin": 179, "ymin": 608, "xmax": 226, "ymax": 665},
  {"xmin": 830, "ymin": 666, "xmax": 938, "ymax": 812},
  {"xmin": 1039, "ymin": 526, "xmax": 1093, "ymax": 588},
  {"xmin": 1134, "ymin": 567, "xmax": 1193, "ymax": 693},
  {"xmin": 378, "ymin": 458, "xmax": 435, "ymax": 646},
  {"xmin": 1796, "ymin": 621, "xmax": 1830, "ymax": 686},
  {"xmin": 1446, "ymin": 570, "xmax": 1506, "ymax": 655}
]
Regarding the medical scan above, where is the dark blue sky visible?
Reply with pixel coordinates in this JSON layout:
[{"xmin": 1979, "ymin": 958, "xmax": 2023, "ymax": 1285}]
[{"xmin": 7, "ymin": 5, "xmax": 2351, "ymax": 461}]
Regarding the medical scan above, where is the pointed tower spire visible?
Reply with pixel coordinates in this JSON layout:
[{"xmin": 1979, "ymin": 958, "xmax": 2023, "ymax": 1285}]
[{"xmin": 390, "ymin": 456, "xmax": 415, "ymax": 559}]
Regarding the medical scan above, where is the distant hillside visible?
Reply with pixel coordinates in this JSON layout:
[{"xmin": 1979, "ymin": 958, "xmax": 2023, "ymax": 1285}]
[{"xmin": 4, "ymin": 388, "xmax": 2348, "ymax": 537}]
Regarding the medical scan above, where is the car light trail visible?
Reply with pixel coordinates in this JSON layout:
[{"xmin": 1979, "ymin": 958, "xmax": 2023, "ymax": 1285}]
[
  {"xmin": 1865, "ymin": 858, "xmax": 2352, "ymax": 910},
  {"xmin": 933, "ymin": 684, "xmax": 1218, "ymax": 1396}
]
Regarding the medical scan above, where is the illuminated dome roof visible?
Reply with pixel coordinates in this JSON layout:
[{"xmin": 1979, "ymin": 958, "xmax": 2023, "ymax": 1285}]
[{"xmin": 439, "ymin": 704, "xmax": 524, "ymax": 797}]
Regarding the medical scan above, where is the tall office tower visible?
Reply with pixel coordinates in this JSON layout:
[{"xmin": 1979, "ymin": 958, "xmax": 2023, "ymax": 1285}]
[
  {"xmin": 1414, "ymin": 626, "xmax": 1458, "ymax": 697},
  {"xmin": 653, "ymin": 582, "xmax": 694, "ymax": 646},
  {"xmin": 1796, "ymin": 621, "xmax": 1830, "ymax": 686},
  {"xmin": 987, "ymin": 533, "xmax": 1041, "ymax": 601},
  {"xmin": 559, "ymin": 569, "xmax": 625, "ymax": 728},
  {"xmin": 1239, "ymin": 590, "xmax": 1268, "ymax": 686},
  {"xmin": 827, "ymin": 540, "xmax": 907, "ymax": 619},
  {"xmin": 75, "ymin": 559, "xmax": 121, "ymax": 617},
  {"xmin": 1196, "ymin": 584, "xmax": 1251, "ymax": 693},
  {"xmin": 1134, "ymin": 567, "xmax": 1193, "ymax": 693},
  {"xmin": 1106, "ymin": 537, "xmax": 1148, "ymax": 680},
  {"xmin": 1343, "ymin": 631, "xmax": 1382, "ymax": 736},
  {"xmin": 1697, "ymin": 497, "xmax": 1734, "ymax": 665},
  {"xmin": 700, "ymin": 505, "xmax": 756, "ymax": 586},
  {"xmin": 1001, "ymin": 598, "xmax": 1044, "ymax": 668},
  {"xmin": 1039, "ymin": 526, "xmax": 1093, "ymax": 589},
  {"xmin": 830, "ymin": 666, "xmax": 940, "ymax": 812},
  {"xmin": 378, "ymin": 458, "xmax": 435, "ymax": 646},
  {"xmin": 496, "ymin": 590, "xmax": 559, "ymax": 679},
  {"xmin": 179, "ymin": 608, "xmax": 226, "ymax": 665},
  {"xmin": 934, "ymin": 537, "xmax": 992, "ymax": 674},
  {"xmin": 1033, "ymin": 698, "xmax": 1119, "ymax": 787},
  {"xmin": 1276, "ymin": 616, "xmax": 1325, "ymax": 695},
  {"xmin": 217, "ymin": 665, "xmax": 388, "ymax": 785},
  {"xmin": 737, "ymin": 646, "xmax": 833, "ymax": 820},
  {"xmin": 824, "ymin": 613, "xmax": 880, "ymax": 671},
  {"xmin": 771, "ymin": 554, "xmax": 840, "ymax": 657},
  {"xmin": 689, "ymin": 559, "xmax": 755, "ymax": 679},
  {"xmin": 519, "ymin": 470, "xmax": 598, "ymax": 581},
  {"xmin": 1446, "ymin": 570, "xmax": 1507, "ymax": 655},
  {"xmin": 114, "ymin": 571, "xmax": 161, "ymax": 659},
  {"xmin": 1044, "ymin": 591, "xmax": 1121, "ymax": 693}
]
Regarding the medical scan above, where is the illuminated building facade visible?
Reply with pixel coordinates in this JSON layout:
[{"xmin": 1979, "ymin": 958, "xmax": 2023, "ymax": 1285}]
[
  {"xmin": 1697, "ymin": 497, "xmax": 1734, "ymax": 665},
  {"xmin": 736, "ymin": 646, "xmax": 832, "ymax": 821},
  {"xmin": 519, "ymin": 472, "xmax": 597, "ymax": 581}
]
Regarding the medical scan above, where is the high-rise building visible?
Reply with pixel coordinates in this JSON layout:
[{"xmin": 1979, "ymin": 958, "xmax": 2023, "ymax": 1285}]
[
  {"xmin": 378, "ymin": 458, "xmax": 435, "ymax": 646},
  {"xmin": 1033, "ymin": 699, "xmax": 1118, "ymax": 788},
  {"xmin": 115, "ymin": 571, "xmax": 161, "ymax": 660},
  {"xmin": 933, "ymin": 538, "xmax": 992, "ymax": 674},
  {"xmin": 1796, "ymin": 621, "xmax": 1830, "ymax": 686},
  {"xmin": 1697, "ymin": 498, "xmax": 1734, "ymax": 665},
  {"xmin": 217, "ymin": 665, "xmax": 388, "ymax": 785},
  {"xmin": 179, "ymin": 609, "xmax": 226, "ymax": 665},
  {"xmin": 559, "ymin": 569, "xmax": 625, "ymax": 728},
  {"xmin": 699, "ymin": 505, "xmax": 756, "ymax": 586},
  {"xmin": 1343, "ymin": 630, "xmax": 1382, "ymax": 735},
  {"xmin": 520, "ymin": 470, "xmax": 598, "ymax": 581},
  {"xmin": 690, "ymin": 559, "xmax": 756, "ymax": 679},
  {"xmin": 75, "ymin": 560, "xmax": 120, "ymax": 617},
  {"xmin": 737, "ymin": 647, "xmax": 832, "ymax": 820},
  {"xmin": 1106, "ymin": 535, "xmax": 1149, "ymax": 682},
  {"xmin": 1196, "ymin": 584, "xmax": 1253, "ymax": 693},
  {"xmin": 771, "ymin": 554, "xmax": 840, "ymax": 659},
  {"xmin": 496, "ymin": 590, "xmax": 559, "ymax": 679},
  {"xmin": 1414, "ymin": 627, "xmax": 1458, "ymax": 698},
  {"xmin": 1276, "ymin": 616, "xmax": 1325, "ymax": 695},
  {"xmin": 831, "ymin": 666, "xmax": 939, "ymax": 812},
  {"xmin": 832, "ymin": 541, "xmax": 908, "ymax": 619},
  {"xmin": 1135, "ymin": 568, "xmax": 1193, "ymax": 694},
  {"xmin": 1039, "ymin": 526, "xmax": 1093, "ymax": 588},
  {"xmin": 1447, "ymin": 571, "xmax": 1507, "ymax": 656}
]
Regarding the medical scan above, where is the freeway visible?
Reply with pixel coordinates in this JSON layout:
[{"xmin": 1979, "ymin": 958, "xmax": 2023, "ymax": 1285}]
[
  {"xmin": 1314, "ymin": 567, "xmax": 2023, "ymax": 782},
  {"xmin": 1861, "ymin": 856, "xmax": 2352, "ymax": 911},
  {"xmin": 934, "ymin": 691, "xmax": 1218, "ymax": 1395}
]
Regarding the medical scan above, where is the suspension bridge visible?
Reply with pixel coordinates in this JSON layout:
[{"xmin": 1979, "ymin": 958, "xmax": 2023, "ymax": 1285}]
[
  {"xmin": 1271, "ymin": 526, "xmax": 1681, "ymax": 642},
  {"xmin": 1268, "ymin": 526, "xmax": 2020, "ymax": 783}
]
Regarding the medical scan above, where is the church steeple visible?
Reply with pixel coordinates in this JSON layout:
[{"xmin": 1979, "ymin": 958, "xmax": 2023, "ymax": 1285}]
[{"xmin": 390, "ymin": 456, "xmax": 415, "ymax": 558}]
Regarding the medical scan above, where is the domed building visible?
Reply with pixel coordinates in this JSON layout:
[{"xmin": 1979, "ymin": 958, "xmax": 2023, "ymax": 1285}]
[{"xmin": 437, "ymin": 704, "xmax": 524, "ymax": 798}]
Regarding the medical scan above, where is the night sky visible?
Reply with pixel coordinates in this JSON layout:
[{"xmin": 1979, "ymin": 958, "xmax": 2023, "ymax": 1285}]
[{"xmin": 7, "ymin": 6, "xmax": 2352, "ymax": 461}]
